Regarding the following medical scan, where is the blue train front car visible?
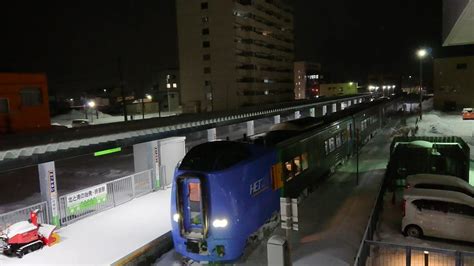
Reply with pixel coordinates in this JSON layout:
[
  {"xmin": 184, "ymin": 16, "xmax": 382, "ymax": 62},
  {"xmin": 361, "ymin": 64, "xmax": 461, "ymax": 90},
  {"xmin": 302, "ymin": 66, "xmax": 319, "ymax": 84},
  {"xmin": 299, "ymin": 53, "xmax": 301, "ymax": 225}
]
[{"xmin": 170, "ymin": 141, "xmax": 280, "ymax": 262}]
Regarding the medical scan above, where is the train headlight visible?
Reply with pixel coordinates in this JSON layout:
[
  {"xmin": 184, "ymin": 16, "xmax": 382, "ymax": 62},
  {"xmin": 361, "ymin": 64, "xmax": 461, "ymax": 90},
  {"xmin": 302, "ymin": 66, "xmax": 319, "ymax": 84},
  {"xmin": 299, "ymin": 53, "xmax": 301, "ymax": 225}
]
[
  {"xmin": 173, "ymin": 213, "xmax": 180, "ymax": 222},
  {"xmin": 212, "ymin": 219, "xmax": 228, "ymax": 228}
]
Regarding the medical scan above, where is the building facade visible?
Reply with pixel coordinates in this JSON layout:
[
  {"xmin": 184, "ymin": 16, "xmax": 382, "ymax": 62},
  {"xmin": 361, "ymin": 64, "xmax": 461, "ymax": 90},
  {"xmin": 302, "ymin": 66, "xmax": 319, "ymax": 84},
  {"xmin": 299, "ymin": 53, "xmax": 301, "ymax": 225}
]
[
  {"xmin": 176, "ymin": 0, "xmax": 294, "ymax": 112},
  {"xmin": 319, "ymin": 82, "xmax": 358, "ymax": 97},
  {"xmin": 294, "ymin": 61, "xmax": 322, "ymax": 99},
  {"xmin": 434, "ymin": 56, "xmax": 474, "ymax": 110},
  {"xmin": 152, "ymin": 69, "xmax": 181, "ymax": 112},
  {"xmin": 0, "ymin": 73, "xmax": 51, "ymax": 134}
]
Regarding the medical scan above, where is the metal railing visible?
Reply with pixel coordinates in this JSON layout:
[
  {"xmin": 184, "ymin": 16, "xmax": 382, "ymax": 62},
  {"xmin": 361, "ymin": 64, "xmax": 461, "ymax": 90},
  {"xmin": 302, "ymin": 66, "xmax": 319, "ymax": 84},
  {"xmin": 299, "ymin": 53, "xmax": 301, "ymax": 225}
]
[
  {"xmin": 0, "ymin": 201, "xmax": 50, "ymax": 231},
  {"xmin": 354, "ymin": 169, "xmax": 474, "ymax": 266},
  {"xmin": 365, "ymin": 240, "xmax": 474, "ymax": 266},
  {"xmin": 58, "ymin": 169, "xmax": 153, "ymax": 226}
]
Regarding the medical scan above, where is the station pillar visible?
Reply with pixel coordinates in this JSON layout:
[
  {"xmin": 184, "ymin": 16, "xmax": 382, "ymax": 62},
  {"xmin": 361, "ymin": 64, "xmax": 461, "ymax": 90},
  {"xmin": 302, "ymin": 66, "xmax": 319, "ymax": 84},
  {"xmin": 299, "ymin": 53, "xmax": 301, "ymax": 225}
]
[
  {"xmin": 207, "ymin": 128, "xmax": 217, "ymax": 142},
  {"xmin": 247, "ymin": 120, "xmax": 255, "ymax": 137},
  {"xmin": 310, "ymin": 108, "xmax": 316, "ymax": 117},
  {"xmin": 294, "ymin": 111, "xmax": 301, "ymax": 119},
  {"xmin": 38, "ymin": 161, "xmax": 60, "ymax": 226},
  {"xmin": 274, "ymin": 115, "xmax": 281, "ymax": 124},
  {"xmin": 133, "ymin": 137, "xmax": 186, "ymax": 189}
]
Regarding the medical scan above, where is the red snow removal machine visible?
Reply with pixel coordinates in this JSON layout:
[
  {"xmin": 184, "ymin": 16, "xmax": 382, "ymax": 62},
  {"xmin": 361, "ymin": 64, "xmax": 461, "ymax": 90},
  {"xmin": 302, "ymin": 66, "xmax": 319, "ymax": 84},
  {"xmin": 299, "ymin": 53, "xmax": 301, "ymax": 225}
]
[{"xmin": 0, "ymin": 210, "xmax": 60, "ymax": 258}]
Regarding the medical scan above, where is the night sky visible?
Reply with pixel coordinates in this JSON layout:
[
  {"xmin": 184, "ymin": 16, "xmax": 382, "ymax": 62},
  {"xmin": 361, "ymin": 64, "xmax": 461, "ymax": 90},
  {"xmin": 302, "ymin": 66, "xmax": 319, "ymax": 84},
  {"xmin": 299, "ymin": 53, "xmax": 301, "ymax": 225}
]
[{"xmin": 1, "ymin": 0, "xmax": 473, "ymax": 95}]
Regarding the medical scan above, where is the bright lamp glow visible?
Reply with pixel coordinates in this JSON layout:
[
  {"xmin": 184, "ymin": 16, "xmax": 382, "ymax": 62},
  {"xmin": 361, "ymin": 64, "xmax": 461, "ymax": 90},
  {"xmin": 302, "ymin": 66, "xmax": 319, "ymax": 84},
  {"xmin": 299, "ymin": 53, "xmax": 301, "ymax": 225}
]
[
  {"xmin": 417, "ymin": 49, "xmax": 427, "ymax": 58},
  {"xmin": 212, "ymin": 219, "xmax": 228, "ymax": 228},
  {"xmin": 349, "ymin": 82, "xmax": 354, "ymax": 86},
  {"xmin": 88, "ymin": 101, "xmax": 96, "ymax": 108},
  {"xmin": 173, "ymin": 213, "xmax": 180, "ymax": 222},
  {"xmin": 146, "ymin": 94, "xmax": 152, "ymax": 100}
]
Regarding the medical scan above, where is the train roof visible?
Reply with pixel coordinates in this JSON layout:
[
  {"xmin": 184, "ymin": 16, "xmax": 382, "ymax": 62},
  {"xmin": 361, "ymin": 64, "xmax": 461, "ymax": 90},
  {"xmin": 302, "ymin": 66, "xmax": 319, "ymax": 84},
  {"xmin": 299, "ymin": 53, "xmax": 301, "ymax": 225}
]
[
  {"xmin": 178, "ymin": 141, "xmax": 254, "ymax": 172},
  {"xmin": 269, "ymin": 117, "xmax": 323, "ymax": 132}
]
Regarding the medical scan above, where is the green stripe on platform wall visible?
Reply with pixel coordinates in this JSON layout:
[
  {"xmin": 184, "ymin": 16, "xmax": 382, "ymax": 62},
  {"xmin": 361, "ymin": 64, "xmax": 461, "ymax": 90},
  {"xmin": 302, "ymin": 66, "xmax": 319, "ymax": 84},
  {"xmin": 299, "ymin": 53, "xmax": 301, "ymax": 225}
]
[{"xmin": 94, "ymin": 147, "xmax": 122, "ymax": 157}]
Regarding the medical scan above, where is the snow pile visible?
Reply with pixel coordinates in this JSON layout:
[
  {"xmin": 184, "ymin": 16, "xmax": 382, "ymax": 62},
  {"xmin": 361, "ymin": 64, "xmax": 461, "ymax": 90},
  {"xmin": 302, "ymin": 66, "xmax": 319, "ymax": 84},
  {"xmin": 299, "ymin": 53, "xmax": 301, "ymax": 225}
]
[{"xmin": 52, "ymin": 110, "xmax": 181, "ymax": 127}]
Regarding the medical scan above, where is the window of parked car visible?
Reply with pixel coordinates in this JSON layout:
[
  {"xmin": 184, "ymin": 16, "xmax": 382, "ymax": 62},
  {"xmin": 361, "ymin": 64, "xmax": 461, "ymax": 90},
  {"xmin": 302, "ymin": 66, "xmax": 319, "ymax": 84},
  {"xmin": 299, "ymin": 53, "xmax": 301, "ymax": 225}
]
[{"xmin": 446, "ymin": 202, "xmax": 474, "ymax": 217}]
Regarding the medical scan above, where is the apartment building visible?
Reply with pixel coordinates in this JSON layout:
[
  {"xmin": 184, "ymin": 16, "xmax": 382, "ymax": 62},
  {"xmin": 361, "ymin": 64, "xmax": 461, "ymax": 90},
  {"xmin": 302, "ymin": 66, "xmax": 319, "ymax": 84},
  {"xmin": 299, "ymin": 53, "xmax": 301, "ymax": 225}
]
[
  {"xmin": 294, "ymin": 61, "xmax": 322, "ymax": 99},
  {"xmin": 176, "ymin": 0, "xmax": 294, "ymax": 112}
]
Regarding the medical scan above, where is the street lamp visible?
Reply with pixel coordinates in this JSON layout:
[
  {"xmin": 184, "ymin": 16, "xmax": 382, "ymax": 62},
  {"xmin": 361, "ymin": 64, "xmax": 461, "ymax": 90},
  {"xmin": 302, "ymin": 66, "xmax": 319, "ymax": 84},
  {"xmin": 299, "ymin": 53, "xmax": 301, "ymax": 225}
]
[
  {"xmin": 146, "ymin": 94, "xmax": 152, "ymax": 100},
  {"xmin": 417, "ymin": 48, "xmax": 428, "ymax": 120},
  {"xmin": 88, "ymin": 101, "xmax": 96, "ymax": 123}
]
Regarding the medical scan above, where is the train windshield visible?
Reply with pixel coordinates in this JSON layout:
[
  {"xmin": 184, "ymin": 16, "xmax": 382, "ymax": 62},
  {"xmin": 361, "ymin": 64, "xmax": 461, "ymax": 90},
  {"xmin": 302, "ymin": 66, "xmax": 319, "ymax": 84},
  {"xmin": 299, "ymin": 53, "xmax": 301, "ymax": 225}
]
[
  {"xmin": 188, "ymin": 183, "xmax": 202, "ymax": 226},
  {"xmin": 177, "ymin": 177, "xmax": 207, "ymax": 239}
]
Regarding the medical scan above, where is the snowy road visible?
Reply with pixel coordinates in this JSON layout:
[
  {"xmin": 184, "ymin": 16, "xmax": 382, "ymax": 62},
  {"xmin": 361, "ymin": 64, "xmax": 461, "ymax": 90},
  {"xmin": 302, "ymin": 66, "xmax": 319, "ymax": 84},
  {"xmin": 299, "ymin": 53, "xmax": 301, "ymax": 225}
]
[{"xmin": 0, "ymin": 189, "xmax": 172, "ymax": 265}]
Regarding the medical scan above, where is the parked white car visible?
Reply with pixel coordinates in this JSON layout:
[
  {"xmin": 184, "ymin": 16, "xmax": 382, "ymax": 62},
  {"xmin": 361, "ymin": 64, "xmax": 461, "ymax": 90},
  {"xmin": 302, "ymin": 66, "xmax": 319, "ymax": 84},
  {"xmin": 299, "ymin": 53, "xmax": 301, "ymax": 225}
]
[
  {"xmin": 402, "ymin": 188, "xmax": 474, "ymax": 242},
  {"xmin": 406, "ymin": 174, "xmax": 474, "ymax": 197}
]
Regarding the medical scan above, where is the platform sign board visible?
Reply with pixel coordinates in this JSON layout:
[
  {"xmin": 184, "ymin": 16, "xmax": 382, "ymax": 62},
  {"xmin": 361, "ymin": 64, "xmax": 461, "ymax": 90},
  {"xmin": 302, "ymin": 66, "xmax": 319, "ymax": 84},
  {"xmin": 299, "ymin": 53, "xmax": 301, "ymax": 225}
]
[
  {"xmin": 66, "ymin": 184, "xmax": 107, "ymax": 215},
  {"xmin": 38, "ymin": 162, "xmax": 60, "ymax": 226}
]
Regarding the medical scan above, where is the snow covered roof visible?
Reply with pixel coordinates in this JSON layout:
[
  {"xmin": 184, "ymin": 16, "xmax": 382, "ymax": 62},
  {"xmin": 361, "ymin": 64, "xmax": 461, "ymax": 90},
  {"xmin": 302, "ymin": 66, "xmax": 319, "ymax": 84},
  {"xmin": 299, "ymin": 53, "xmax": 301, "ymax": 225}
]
[
  {"xmin": 404, "ymin": 188, "xmax": 474, "ymax": 206},
  {"xmin": 0, "ymin": 95, "xmax": 371, "ymax": 172}
]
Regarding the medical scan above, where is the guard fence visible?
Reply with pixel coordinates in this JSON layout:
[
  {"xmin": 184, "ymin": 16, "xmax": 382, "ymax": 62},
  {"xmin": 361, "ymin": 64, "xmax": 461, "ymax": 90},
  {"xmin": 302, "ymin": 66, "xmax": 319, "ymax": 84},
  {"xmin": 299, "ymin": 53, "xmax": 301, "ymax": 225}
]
[
  {"xmin": 58, "ymin": 169, "xmax": 153, "ymax": 225},
  {"xmin": 0, "ymin": 201, "xmax": 50, "ymax": 231},
  {"xmin": 0, "ymin": 169, "xmax": 154, "ymax": 229}
]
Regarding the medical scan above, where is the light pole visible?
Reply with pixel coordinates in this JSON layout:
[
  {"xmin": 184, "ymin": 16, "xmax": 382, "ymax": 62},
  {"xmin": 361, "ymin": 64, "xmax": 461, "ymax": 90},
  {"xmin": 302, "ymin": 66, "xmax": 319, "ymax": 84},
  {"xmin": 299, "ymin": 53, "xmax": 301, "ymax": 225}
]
[
  {"xmin": 88, "ymin": 100, "xmax": 96, "ymax": 123},
  {"xmin": 417, "ymin": 48, "xmax": 428, "ymax": 120}
]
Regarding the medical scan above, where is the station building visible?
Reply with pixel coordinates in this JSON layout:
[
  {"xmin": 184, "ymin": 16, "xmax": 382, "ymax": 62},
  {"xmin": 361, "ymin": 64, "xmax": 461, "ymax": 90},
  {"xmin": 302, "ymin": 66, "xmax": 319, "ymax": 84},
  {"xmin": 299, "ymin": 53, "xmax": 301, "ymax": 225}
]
[
  {"xmin": 0, "ymin": 73, "xmax": 51, "ymax": 134},
  {"xmin": 433, "ymin": 56, "xmax": 474, "ymax": 110}
]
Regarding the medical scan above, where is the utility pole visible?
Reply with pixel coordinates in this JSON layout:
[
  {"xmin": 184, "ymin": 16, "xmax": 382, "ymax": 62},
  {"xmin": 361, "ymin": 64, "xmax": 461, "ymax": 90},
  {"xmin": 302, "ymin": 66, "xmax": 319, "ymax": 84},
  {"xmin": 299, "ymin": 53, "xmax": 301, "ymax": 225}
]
[
  {"xmin": 419, "ymin": 58, "xmax": 423, "ymax": 120},
  {"xmin": 118, "ymin": 57, "xmax": 128, "ymax": 121},
  {"xmin": 356, "ymin": 128, "xmax": 360, "ymax": 186}
]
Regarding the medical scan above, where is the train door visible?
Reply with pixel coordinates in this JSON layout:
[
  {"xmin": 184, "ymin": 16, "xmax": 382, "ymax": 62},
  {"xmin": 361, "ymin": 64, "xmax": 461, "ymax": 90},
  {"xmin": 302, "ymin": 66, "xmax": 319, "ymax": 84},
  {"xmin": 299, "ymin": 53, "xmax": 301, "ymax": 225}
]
[{"xmin": 177, "ymin": 176, "xmax": 208, "ymax": 239}]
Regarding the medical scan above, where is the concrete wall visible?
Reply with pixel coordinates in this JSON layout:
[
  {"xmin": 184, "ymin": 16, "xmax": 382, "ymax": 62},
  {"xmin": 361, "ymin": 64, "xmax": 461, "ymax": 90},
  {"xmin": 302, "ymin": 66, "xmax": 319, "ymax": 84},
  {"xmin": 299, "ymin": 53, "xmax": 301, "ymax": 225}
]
[{"xmin": 433, "ymin": 56, "xmax": 474, "ymax": 110}]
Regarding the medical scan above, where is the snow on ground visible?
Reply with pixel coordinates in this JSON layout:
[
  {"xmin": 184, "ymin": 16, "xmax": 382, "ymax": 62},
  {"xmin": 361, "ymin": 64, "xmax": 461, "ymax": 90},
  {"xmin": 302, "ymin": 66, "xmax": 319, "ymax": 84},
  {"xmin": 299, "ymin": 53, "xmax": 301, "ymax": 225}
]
[
  {"xmin": 371, "ymin": 98, "xmax": 474, "ymax": 260},
  {"xmin": 52, "ymin": 109, "xmax": 180, "ymax": 127},
  {"xmin": 155, "ymin": 120, "xmax": 400, "ymax": 266},
  {"xmin": 0, "ymin": 189, "xmax": 172, "ymax": 265}
]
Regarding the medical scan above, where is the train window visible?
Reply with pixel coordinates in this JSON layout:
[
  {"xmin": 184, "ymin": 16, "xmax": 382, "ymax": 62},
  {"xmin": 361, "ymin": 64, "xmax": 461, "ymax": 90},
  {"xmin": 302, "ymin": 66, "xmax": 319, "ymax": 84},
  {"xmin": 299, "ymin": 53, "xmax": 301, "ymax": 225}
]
[
  {"xmin": 328, "ymin": 138, "xmax": 335, "ymax": 152},
  {"xmin": 283, "ymin": 155, "xmax": 306, "ymax": 181},
  {"xmin": 293, "ymin": 156, "xmax": 302, "ymax": 176},
  {"xmin": 335, "ymin": 134, "xmax": 342, "ymax": 148},
  {"xmin": 324, "ymin": 141, "xmax": 329, "ymax": 155},
  {"xmin": 188, "ymin": 183, "xmax": 202, "ymax": 225},
  {"xmin": 284, "ymin": 161, "xmax": 294, "ymax": 181},
  {"xmin": 21, "ymin": 87, "xmax": 42, "ymax": 106},
  {"xmin": 0, "ymin": 98, "xmax": 9, "ymax": 113},
  {"xmin": 301, "ymin": 153, "xmax": 308, "ymax": 170}
]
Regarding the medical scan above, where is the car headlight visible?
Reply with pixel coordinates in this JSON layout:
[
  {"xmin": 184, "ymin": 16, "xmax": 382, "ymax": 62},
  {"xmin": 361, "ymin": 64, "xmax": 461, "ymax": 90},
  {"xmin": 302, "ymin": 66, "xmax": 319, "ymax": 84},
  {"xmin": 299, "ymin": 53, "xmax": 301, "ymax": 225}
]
[
  {"xmin": 212, "ymin": 219, "xmax": 228, "ymax": 228},
  {"xmin": 173, "ymin": 213, "xmax": 180, "ymax": 222}
]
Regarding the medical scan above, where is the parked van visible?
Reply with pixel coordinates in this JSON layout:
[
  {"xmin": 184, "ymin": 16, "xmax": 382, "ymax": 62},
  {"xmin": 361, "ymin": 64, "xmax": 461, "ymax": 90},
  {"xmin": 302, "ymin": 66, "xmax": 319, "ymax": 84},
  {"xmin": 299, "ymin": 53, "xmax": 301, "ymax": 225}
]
[
  {"xmin": 406, "ymin": 174, "xmax": 474, "ymax": 197},
  {"xmin": 402, "ymin": 189, "xmax": 474, "ymax": 242}
]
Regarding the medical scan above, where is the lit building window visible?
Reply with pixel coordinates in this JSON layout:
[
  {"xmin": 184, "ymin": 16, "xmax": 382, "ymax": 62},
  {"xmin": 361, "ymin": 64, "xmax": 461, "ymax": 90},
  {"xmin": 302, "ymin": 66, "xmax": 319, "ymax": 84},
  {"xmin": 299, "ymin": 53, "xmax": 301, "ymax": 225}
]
[
  {"xmin": 166, "ymin": 83, "xmax": 171, "ymax": 89},
  {"xmin": 173, "ymin": 83, "xmax": 177, "ymax": 88}
]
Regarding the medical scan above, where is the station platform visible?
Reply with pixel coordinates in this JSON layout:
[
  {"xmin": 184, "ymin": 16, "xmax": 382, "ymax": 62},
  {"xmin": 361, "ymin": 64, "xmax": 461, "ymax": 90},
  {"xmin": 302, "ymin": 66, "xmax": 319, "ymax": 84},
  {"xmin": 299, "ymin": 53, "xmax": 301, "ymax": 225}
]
[{"xmin": 0, "ymin": 189, "xmax": 172, "ymax": 265}]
